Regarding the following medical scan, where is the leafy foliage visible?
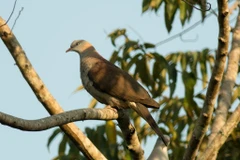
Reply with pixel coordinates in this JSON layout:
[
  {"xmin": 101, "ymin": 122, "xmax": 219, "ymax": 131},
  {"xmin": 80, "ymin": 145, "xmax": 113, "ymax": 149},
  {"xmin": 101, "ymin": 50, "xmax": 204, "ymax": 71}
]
[
  {"xmin": 142, "ymin": 0, "xmax": 208, "ymax": 32},
  {"xmin": 48, "ymin": 122, "xmax": 132, "ymax": 160},
  {"xmin": 48, "ymin": 1, "xmax": 240, "ymax": 159},
  {"xmin": 47, "ymin": 28, "xmax": 238, "ymax": 159}
]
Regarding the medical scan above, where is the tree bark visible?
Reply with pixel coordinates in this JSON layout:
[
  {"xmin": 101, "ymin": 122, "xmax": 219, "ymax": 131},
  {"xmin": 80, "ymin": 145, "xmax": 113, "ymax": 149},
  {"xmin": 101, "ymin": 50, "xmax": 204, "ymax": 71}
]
[
  {"xmin": 0, "ymin": 108, "xmax": 121, "ymax": 131},
  {"xmin": 183, "ymin": 0, "xmax": 230, "ymax": 159},
  {"xmin": 0, "ymin": 17, "xmax": 106, "ymax": 160},
  {"xmin": 117, "ymin": 109, "xmax": 145, "ymax": 160},
  {"xmin": 0, "ymin": 17, "xmax": 146, "ymax": 159},
  {"xmin": 207, "ymin": 6, "xmax": 240, "ymax": 159},
  {"xmin": 199, "ymin": 104, "xmax": 240, "ymax": 160}
]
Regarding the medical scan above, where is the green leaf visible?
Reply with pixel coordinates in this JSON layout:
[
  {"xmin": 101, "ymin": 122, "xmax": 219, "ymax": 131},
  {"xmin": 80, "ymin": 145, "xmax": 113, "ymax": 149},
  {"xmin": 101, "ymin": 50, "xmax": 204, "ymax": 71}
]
[
  {"xmin": 153, "ymin": 61, "xmax": 161, "ymax": 80},
  {"xmin": 142, "ymin": 0, "xmax": 151, "ymax": 13},
  {"xmin": 166, "ymin": 52, "xmax": 180, "ymax": 64},
  {"xmin": 187, "ymin": 3, "xmax": 193, "ymax": 21},
  {"xmin": 105, "ymin": 120, "xmax": 117, "ymax": 145},
  {"xmin": 88, "ymin": 98, "xmax": 98, "ymax": 108},
  {"xmin": 153, "ymin": 0, "xmax": 163, "ymax": 12},
  {"xmin": 179, "ymin": 1, "xmax": 187, "ymax": 25},
  {"xmin": 195, "ymin": 93, "xmax": 206, "ymax": 100},
  {"xmin": 198, "ymin": 0, "xmax": 207, "ymax": 21},
  {"xmin": 153, "ymin": 62, "xmax": 167, "ymax": 97},
  {"xmin": 188, "ymin": 51, "xmax": 198, "ymax": 75},
  {"xmin": 72, "ymin": 85, "xmax": 84, "ymax": 95},
  {"xmin": 172, "ymin": 100, "xmax": 183, "ymax": 121},
  {"xmin": 182, "ymin": 71, "xmax": 197, "ymax": 117},
  {"xmin": 207, "ymin": 54, "xmax": 215, "ymax": 69},
  {"xmin": 123, "ymin": 41, "xmax": 139, "ymax": 60},
  {"xmin": 164, "ymin": 1, "xmax": 178, "ymax": 32},
  {"xmin": 232, "ymin": 86, "xmax": 240, "ymax": 102},
  {"xmin": 68, "ymin": 140, "xmax": 81, "ymax": 159},
  {"xmin": 125, "ymin": 53, "xmax": 142, "ymax": 71},
  {"xmin": 136, "ymin": 56, "xmax": 153, "ymax": 87},
  {"xmin": 199, "ymin": 50, "xmax": 209, "ymax": 88},
  {"xmin": 152, "ymin": 53, "xmax": 168, "ymax": 80},
  {"xmin": 182, "ymin": 71, "xmax": 196, "ymax": 92},
  {"xmin": 168, "ymin": 63, "xmax": 177, "ymax": 98},
  {"xmin": 142, "ymin": 0, "xmax": 163, "ymax": 13},
  {"xmin": 151, "ymin": 53, "xmax": 168, "ymax": 96},
  {"xmin": 143, "ymin": 42, "xmax": 155, "ymax": 49},
  {"xmin": 58, "ymin": 135, "xmax": 68, "ymax": 155},
  {"xmin": 108, "ymin": 29, "xmax": 126, "ymax": 46},
  {"xmin": 109, "ymin": 50, "xmax": 119, "ymax": 63},
  {"xmin": 180, "ymin": 52, "xmax": 187, "ymax": 71},
  {"xmin": 47, "ymin": 129, "xmax": 61, "ymax": 150}
]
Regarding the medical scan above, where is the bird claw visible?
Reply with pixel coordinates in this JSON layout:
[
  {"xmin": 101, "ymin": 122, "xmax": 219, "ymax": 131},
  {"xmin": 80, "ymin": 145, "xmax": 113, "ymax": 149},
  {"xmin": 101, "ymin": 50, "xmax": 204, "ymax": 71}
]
[{"xmin": 105, "ymin": 105, "xmax": 118, "ymax": 113}]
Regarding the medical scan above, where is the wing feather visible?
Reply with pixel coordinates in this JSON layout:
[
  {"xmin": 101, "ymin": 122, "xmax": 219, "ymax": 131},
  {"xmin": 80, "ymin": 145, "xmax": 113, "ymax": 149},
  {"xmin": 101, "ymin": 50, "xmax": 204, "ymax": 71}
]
[{"xmin": 87, "ymin": 59, "xmax": 159, "ymax": 108}]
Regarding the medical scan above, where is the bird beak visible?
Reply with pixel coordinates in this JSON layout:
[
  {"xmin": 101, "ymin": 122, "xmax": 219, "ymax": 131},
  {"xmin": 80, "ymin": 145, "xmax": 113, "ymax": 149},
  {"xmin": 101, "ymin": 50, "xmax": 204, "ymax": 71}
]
[{"xmin": 66, "ymin": 48, "xmax": 72, "ymax": 53}]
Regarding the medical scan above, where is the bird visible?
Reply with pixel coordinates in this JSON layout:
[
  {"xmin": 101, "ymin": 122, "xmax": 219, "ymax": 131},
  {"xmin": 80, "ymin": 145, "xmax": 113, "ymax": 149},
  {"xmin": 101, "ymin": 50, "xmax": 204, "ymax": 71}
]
[{"xmin": 66, "ymin": 40, "xmax": 169, "ymax": 146}]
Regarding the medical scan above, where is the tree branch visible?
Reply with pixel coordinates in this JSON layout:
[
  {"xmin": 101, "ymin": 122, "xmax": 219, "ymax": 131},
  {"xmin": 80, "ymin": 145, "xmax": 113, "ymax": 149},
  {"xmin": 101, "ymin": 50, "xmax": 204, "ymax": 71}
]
[
  {"xmin": 0, "ymin": 108, "xmax": 122, "ymax": 131},
  {"xmin": 117, "ymin": 109, "xmax": 145, "ymax": 160},
  {"xmin": 208, "ymin": 6, "xmax": 240, "ymax": 159},
  {"xmin": 0, "ymin": 17, "xmax": 145, "ymax": 159},
  {"xmin": 183, "ymin": 0, "xmax": 230, "ymax": 159},
  {"xmin": 0, "ymin": 17, "xmax": 106, "ymax": 160},
  {"xmin": 198, "ymin": 104, "xmax": 240, "ymax": 160}
]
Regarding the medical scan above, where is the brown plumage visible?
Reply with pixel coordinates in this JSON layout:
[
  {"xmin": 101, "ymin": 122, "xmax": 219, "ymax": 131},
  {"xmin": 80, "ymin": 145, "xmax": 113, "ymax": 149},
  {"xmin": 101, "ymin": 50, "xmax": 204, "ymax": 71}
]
[{"xmin": 66, "ymin": 40, "xmax": 168, "ymax": 146}]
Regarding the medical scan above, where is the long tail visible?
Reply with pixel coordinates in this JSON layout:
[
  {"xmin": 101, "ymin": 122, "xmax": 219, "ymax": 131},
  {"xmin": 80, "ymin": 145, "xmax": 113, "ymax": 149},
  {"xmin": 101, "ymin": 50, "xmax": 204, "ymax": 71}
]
[{"xmin": 133, "ymin": 103, "xmax": 169, "ymax": 146}]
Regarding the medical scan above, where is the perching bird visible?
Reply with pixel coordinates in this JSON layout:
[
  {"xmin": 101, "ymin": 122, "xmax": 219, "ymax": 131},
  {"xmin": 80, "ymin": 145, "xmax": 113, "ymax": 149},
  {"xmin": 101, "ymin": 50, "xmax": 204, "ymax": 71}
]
[{"xmin": 66, "ymin": 40, "xmax": 169, "ymax": 146}]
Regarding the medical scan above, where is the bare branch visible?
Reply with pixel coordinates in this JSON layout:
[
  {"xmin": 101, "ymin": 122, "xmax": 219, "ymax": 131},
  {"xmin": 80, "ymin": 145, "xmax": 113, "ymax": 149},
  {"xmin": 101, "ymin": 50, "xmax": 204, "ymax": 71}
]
[
  {"xmin": 0, "ymin": 108, "xmax": 122, "ymax": 131},
  {"xmin": 198, "ymin": 104, "xmax": 240, "ymax": 160},
  {"xmin": 183, "ymin": 0, "xmax": 230, "ymax": 159},
  {"xmin": 207, "ymin": 6, "xmax": 240, "ymax": 159},
  {"xmin": 0, "ymin": 17, "xmax": 106, "ymax": 160},
  {"xmin": 0, "ymin": 17, "xmax": 145, "ymax": 159},
  {"xmin": 117, "ymin": 109, "xmax": 144, "ymax": 160}
]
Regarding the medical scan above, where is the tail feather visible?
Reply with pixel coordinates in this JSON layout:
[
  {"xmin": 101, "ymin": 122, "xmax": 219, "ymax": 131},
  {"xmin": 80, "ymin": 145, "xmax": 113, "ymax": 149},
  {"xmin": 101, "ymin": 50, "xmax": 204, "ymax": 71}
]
[{"xmin": 133, "ymin": 103, "xmax": 169, "ymax": 146}]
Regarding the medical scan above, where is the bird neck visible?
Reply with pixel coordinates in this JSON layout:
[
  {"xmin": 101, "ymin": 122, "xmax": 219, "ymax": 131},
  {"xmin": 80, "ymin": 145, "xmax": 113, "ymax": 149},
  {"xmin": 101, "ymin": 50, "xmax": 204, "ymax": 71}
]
[
  {"xmin": 79, "ymin": 48, "xmax": 105, "ymax": 70},
  {"xmin": 79, "ymin": 46, "xmax": 100, "ymax": 58}
]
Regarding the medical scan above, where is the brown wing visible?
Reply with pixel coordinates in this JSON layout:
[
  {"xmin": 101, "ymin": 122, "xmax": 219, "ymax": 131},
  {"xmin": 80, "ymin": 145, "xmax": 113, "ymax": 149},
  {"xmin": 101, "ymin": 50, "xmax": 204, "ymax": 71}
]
[{"xmin": 87, "ymin": 58, "xmax": 159, "ymax": 108}]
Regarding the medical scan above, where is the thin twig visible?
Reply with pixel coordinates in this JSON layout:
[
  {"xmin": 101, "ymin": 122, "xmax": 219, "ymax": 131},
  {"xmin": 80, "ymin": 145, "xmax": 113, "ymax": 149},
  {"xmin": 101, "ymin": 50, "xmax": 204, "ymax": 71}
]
[
  {"xmin": 128, "ymin": 25, "xmax": 145, "ymax": 43},
  {"xmin": 182, "ymin": 0, "xmax": 211, "ymax": 11},
  {"xmin": 155, "ymin": 8, "xmax": 216, "ymax": 47},
  {"xmin": 11, "ymin": 7, "xmax": 24, "ymax": 31},
  {"xmin": 180, "ymin": 34, "xmax": 199, "ymax": 42},
  {"xmin": 0, "ymin": 0, "xmax": 17, "ymax": 28}
]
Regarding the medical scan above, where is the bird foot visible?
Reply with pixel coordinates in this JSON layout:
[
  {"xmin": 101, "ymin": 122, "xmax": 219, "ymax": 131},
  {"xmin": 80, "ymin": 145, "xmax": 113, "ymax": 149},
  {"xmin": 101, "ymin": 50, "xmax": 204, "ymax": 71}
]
[{"xmin": 105, "ymin": 105, "xmax": 118, "ymax": 113}]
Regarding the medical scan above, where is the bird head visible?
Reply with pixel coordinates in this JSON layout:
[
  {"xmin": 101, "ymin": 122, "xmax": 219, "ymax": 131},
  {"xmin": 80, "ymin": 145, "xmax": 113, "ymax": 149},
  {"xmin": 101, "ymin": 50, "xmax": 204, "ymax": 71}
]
[{"xmin": 66, "ymin": 40, "xmax": 93, "ymax": 54}]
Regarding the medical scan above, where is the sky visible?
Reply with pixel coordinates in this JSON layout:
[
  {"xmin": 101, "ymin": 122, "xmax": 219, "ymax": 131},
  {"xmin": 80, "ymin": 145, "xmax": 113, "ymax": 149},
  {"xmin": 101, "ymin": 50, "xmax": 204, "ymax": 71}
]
[{"xmin": 0, "ymin": 0, "xmax": 220, "ymax": 159}]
